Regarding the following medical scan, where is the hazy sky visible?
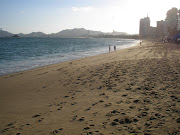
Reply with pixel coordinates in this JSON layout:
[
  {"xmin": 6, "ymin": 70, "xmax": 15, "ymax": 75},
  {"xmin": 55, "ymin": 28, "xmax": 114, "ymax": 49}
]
[{"xmin": 0, "ymin": 0, "xmax": 179, "ymax": 34}]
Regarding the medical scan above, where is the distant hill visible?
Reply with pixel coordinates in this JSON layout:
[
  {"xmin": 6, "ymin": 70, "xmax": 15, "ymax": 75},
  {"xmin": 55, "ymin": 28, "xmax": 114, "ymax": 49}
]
[
  {"xmin": 0, "ymin": 30, "xmax": 47, "ymax": 38},
  {"xmin": 0, "ymin": 30, "xmax": 13, "ymax": 37},
  {"xmin": 0, "ymin": 28, "xmax": 129, "ymax": 38},
  {"xmin": 18, "ymin": 32, "xmax": 47, "ymax": 37},
  {"xmin": 49, "ymin": 28, "xmax": 103, "ymax": 38}
]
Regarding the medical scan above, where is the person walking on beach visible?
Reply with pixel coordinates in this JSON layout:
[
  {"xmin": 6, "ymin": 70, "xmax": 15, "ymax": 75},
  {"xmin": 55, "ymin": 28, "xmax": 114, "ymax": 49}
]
[
  {"xmin": 114, "ymin": 46, "xmax": 116, "ymax": 51},
  {"xmin": 140, "ymin": 40, "xmax": 143, "ymax": 46},
  {"xmin": 109, "ymin": 45, "xmax": 111, "ymax": 53}
]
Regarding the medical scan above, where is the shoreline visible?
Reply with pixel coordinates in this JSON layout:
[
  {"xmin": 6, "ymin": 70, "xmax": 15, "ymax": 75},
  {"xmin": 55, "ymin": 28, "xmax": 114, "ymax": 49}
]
[
  {"xmin": 0, "ymin": 41, "xmax": 139, "ymax": 77},
  {"xmin": 0, "ymin": 41, "xmax": 180, "ymax": 135}
]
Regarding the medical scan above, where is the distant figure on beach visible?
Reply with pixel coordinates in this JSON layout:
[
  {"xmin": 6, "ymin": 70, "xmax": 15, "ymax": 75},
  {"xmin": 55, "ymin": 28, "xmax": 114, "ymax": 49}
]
[
  {"xmin": 109, "ymin": 45, "xmax": 111, "ymax": 53},
  {"xmin": 114, "ymin": 46, "xmax": 116, "ymax": 51},
  {"xmin": 140, "ymin": 41, "xmax": 142, "ymax": 46},
  {"xmin": 140, "ymin": 40, "xmax": 143, "ymax": 45}
]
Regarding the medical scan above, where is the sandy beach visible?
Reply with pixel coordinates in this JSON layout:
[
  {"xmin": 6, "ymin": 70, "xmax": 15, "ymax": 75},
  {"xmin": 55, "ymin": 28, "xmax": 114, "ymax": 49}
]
[{"xmin": 0, "ymin": 41, "xmax": 180, "ymax": 135}]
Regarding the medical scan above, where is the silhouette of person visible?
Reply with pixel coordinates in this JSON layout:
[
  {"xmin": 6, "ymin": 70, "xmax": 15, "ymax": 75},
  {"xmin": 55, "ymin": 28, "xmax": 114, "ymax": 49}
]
[{"xmin": 114, "ymin": 46, "xmax": 116, "ymax": 51}]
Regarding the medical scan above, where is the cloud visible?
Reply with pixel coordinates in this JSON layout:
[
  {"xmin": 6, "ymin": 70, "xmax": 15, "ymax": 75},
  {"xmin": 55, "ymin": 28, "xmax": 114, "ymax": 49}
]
[{"xmin": 72, "ymin": 6, "xmax": 94, "ymax": 12}]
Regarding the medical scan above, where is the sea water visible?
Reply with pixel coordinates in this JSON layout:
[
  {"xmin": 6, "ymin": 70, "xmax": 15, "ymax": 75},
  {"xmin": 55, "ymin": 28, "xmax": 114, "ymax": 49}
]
[{"xmin": 0, "ymin": 38, "xmax": 139, "ymax": 75}]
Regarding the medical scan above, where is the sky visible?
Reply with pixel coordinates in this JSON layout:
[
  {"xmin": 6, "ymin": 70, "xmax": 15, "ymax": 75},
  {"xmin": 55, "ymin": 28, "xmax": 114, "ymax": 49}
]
[{"xmin": 0, "ymin": 0, "xmax": 180, "ymax": 34}]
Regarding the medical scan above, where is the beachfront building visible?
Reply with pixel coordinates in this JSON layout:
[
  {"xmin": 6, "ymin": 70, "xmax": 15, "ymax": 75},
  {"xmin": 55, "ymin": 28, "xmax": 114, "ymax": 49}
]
[
  {"xmin": 139, "ymin": 16, "xmax": 168, "ymax": 39},
  {"xmin": 149, "ymin": 26, "xmax": 157, "ymax": 39},
  {"xmin": 139, "ymin": 16, "xmax": 150, "ymax": 39},
  {"xmin": 139, "ymin": 8, "xmax": 180, "ymax": 39},
  {"xmin": 156, "ymin": 20, "xmax": 167, "ymax": 38},
  {"xmin": 165, "ymin": 8, "xmax": 179, "ymax": 36},
  {"xmin": 178, "ymin": 9, "xmax": 180, "ymax": 31}
]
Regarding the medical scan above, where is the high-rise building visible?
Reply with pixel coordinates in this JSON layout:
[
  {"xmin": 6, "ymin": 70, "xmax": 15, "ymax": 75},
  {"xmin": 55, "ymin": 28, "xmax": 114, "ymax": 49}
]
[
  {"xmin": 139, "ymin": 16, "xmax": 168, "ymax": 39},
  {"xmin": 139, "ymin": 16, "xmax": 150, "ymax": 39},
  {"xmin": 149, "ymin": 26, "xmax": 157, "ymax": 39},
  {"xmin": 165, "ymin": 8, "xmax": 178, "ymax": 35},
  {"xmin": 178, "ymin": 9, "xmax": 180, "ymax": 31},
  {"xmin": 156, "ymin": 20, "xmax": 167, "ymax": 38}
]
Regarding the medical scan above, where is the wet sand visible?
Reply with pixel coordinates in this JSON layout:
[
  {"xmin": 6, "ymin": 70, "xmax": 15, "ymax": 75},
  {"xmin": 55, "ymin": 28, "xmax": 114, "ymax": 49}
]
[{"xmin": 0, "ymin": 41, "xmax": 180, "ymax": 135}]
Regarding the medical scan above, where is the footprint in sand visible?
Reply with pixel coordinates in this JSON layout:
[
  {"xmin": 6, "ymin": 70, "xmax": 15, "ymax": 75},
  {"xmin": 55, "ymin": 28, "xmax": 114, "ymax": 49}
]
[
  {"xmin": 110, "ymin": 117, "xmax": 139, "ymax": 126},
  {"xmin": 32, "ymin": 114, "xmax": 41, "ymax": 118},
  {"xmin": 50, "ymin": 128, "xmax": 63, "ymax": 134},
  {"xmin": 104, "ymin": 103, "xmax": 112, "ymax": 107},
  {"xmin": 106, "ymin": 110, "xmax": 120, "ymax": 117}
]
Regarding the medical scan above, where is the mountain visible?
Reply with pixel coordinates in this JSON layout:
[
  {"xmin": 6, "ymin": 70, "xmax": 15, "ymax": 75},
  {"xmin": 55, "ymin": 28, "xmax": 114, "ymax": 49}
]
[
  {"xmin": 0, "ymin": 28, "xmax": 129, "ymax": 38},
  {"xmin": 18, "ymin": 32, "xmax": 47, "ymax": 37},
  {"xmin": 0, "ymin": 30, "xmax": 13, "ymax": 37},
  {"xmin": 0, "ymin": 30, "xmax": 47, "ymax": 38},
  {"xmin": 49, "ymin": 28, "xmax": 103, "ymax": 38}
]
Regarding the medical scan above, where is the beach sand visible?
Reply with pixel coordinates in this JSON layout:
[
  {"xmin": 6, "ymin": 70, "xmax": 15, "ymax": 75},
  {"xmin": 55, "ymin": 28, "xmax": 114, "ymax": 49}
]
[{"xmin": 0, "ymin": 41, "xmax": 180, "ymax": 135}]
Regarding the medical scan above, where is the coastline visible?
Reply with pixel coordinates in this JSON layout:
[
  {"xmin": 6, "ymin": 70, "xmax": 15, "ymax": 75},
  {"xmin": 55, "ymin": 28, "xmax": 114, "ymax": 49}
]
[
  {"xmin": 0, "ymin": 38, "xmax": 139, "ymax": 76},
  {"xmin": 0, "ymin": 41, "xmax": 180, "ymax": 134},
  {"xmin": 0, "ymin": 39, "xmax": 139, "ymax": 77}
]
